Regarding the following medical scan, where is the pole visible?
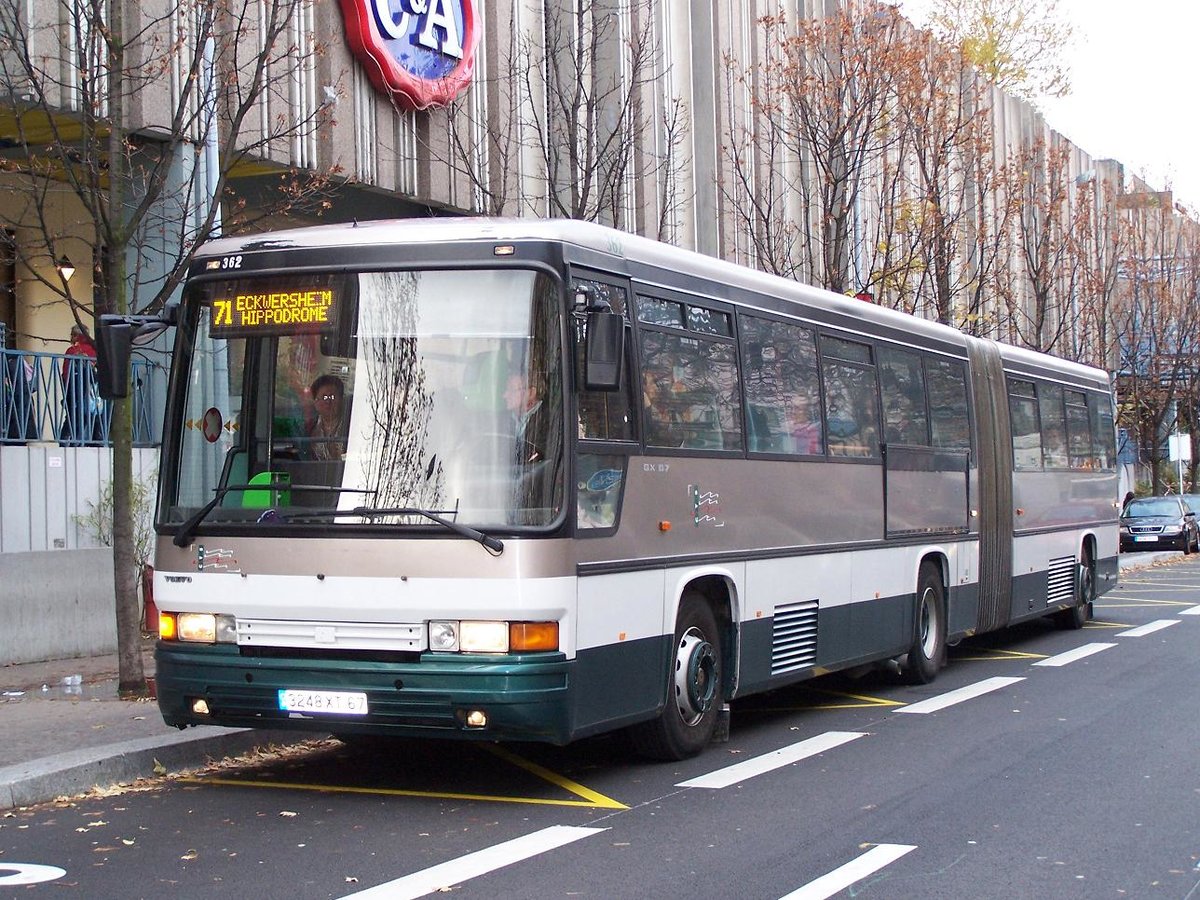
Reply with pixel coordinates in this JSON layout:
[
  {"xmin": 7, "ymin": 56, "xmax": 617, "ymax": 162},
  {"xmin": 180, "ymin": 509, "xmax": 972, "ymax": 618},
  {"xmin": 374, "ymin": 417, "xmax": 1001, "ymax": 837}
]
[{"xmin": 201, "ymin": 35, "xmax": 222, "ymax": 238}]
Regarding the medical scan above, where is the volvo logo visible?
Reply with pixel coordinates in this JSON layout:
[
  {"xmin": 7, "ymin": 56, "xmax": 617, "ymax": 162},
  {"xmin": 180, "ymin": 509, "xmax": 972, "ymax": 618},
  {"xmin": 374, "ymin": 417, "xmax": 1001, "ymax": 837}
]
[{"xmin": 339, "ymin": 0, "xmax": 479, "ymax": 110}]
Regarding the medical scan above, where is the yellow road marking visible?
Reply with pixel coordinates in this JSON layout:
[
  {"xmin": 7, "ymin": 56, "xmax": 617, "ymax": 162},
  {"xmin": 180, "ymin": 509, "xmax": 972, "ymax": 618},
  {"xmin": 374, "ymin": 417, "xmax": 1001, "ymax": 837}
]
[
  {"xmin": 1115, "ymin": 583, "xmax": 1200, "ymax": 591},
  {"xmin": 1098, "ymin": 598, "xmax": 1195, "ymax": 607},
  {"xmin": 748, "ymin": 687, "xmax": 905, "ymax": 712},
  {"xmin": 806, "ymin": 688, "xmax": 905, "ymax": 709},
  {"xmin": 1083, "ymin": 620, "xmax": 1130, "ymax": 629},
  {"xmin": 179, "ymin": 744, "xmax": 627, "ymax": 810},
  {"xmin": 482, "ymin": 745, "xmax": 627, "ymax": 809},
  {"xmin": 953, "ymin": 648, "xmax": 1047, "ymax": 661},
  {"xmin": 180, "ymin": 776, "xmax": 619, "ymax": 808}
]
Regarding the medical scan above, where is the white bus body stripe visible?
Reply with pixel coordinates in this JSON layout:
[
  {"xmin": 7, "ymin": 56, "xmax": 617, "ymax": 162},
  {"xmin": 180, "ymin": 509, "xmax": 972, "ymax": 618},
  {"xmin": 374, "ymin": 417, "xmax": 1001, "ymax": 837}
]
[
  {"xmin": 339, "ymin": 825, "xmax": 606, "ymax": 900},
  {"xmin": 676, "ymin": 731, "xmax": 867, "ymax": 789},
  {"xmin": 1032, "ymin": 642, "xmax": 1117, "ymax": 667},
  {"xmin": 778, "ymin": 844, "xmax": 917, "ymax": 900},
  {"xmin": 895, "ymin": 676, "xmax": 1024, "ymax": 714},
  {"xmin": 1118, "ymin": 620, "xmax": 1180, "ymax": 637}
]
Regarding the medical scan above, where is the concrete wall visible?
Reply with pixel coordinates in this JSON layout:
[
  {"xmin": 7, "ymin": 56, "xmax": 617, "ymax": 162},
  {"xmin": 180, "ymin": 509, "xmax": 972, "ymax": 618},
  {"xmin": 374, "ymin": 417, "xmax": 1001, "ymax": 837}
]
[
  {"xmin": 0, "ymin": 548, "xmax": 117, "ymax": 664},
  {"xmin": 0, "ymin": 446, "xmax": 157, "ymax": 553},
  {"xmin": 0, "ymin": 445, "xmax": 157, "ymax": 664}
]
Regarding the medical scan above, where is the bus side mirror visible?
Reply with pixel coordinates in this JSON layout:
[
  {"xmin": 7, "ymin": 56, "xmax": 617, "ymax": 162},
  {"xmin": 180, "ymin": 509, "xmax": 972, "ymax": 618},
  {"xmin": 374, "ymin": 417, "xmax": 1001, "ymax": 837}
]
[
  {"xmin": 96, "ymin": 317, "xmax": 134, "ymax": 399},
  {"xmin": 584, "ymin": 310, "xmax": 624, "ymax": 391},
  {"xmin": 96, "ymin": 305, "xmax": 177, "ymax": 399}
]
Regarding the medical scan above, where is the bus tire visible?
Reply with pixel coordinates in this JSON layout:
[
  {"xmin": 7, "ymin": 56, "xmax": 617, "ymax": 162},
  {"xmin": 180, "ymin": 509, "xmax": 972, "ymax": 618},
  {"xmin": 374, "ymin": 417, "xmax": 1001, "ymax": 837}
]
[
  {"xmin": 902, "ymin": 563, "xmax": 946, "ymax": 685},
  {"xmin": 1054, "ymin": 545, "xmax": 1094, "ymax": 630},
  {"xmin": 630, "ymin": 593, "xmax": 724, "ymax": 761}
]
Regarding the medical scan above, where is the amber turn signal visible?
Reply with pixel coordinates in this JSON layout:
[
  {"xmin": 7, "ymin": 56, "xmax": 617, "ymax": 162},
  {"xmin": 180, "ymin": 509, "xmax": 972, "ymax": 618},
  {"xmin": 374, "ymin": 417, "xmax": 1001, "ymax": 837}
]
[
  {"xmin": 159, "ymin": 612, "xmax": 177, "ymax": 640},
  {"xmin": 509, "ymin": 621, "xmax": 559, "ymax": 652}
]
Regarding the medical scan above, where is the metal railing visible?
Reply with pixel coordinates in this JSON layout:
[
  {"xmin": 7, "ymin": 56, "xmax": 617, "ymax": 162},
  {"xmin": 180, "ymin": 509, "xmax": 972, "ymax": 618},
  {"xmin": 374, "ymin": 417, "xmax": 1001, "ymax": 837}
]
[{"xmin": 1, "ymin": 347, "xmax": 164, "ymax": 447}]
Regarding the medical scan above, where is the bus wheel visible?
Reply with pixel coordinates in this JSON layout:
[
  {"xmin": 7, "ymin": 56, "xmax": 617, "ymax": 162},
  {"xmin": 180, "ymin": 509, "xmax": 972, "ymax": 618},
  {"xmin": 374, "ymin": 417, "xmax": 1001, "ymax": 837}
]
[
  {"xmin": 1054, "ymin": 545, "xmax": 1094, "ymax": 630},
  {"xmin": 902, "ymin": 563, "xmax": 946, "ymax": 685},
  {"xmin": 631, "ymin": 593, "xmax": 724, "ymax": 761}
]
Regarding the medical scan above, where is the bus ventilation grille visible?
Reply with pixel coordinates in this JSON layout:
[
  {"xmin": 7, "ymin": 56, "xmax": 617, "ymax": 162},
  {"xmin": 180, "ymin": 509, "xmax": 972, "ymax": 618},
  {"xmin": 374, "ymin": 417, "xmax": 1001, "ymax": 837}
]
[
  {"xmin": 1047, "ymin": 555, "xmax": 1077, "ymax": 607},
  {"xmin": 772, "ymin": 599, "xmax": 819, "ymax": 675}
]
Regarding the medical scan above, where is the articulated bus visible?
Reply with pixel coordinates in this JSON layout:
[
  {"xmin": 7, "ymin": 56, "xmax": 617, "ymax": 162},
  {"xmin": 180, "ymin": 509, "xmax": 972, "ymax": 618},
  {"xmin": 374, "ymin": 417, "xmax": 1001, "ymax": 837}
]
[{"xmin": 108, "ymin": 218, "xmax": 1119, "ymax": 760}]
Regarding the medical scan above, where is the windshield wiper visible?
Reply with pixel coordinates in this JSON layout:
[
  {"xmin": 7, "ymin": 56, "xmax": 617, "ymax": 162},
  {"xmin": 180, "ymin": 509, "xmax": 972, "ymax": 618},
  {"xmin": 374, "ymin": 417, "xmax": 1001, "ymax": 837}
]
[
  {"xmin": 173, "ymin": 479, "xmax": 293, "ymax": 547},
  {"xmin": 278, "ymin": 506, "xmax": 505, "ymax": 554}
]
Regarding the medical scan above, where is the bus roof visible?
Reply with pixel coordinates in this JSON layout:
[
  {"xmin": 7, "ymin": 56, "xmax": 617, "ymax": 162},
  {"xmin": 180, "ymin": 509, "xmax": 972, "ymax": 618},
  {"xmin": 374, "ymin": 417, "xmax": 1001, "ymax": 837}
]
[{"xmin": 194, "ymin": 217, "xmax": 1111, "ymax": 390}]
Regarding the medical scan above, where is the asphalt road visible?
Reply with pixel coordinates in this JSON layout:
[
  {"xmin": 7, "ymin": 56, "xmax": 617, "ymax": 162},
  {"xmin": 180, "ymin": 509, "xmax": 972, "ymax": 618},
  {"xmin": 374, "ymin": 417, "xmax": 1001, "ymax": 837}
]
[{"xmin": 2, "ymin": 556, "xmax": 1199, "ymax": 899}]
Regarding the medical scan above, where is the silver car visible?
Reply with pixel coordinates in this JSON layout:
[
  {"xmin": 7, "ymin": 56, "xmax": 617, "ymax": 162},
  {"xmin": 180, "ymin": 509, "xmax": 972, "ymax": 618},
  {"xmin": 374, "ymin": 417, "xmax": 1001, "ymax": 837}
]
[{"xmin": 1120, "ymin": 496, "xmax": 1200, "ymax": 553}]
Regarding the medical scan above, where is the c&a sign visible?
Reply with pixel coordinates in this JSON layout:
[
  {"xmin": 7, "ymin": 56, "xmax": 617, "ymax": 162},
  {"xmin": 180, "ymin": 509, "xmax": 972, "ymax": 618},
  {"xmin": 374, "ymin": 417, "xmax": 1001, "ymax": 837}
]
[{"xmin": 338, "ymin": 0, "xmax": 479, "ymax": 110}]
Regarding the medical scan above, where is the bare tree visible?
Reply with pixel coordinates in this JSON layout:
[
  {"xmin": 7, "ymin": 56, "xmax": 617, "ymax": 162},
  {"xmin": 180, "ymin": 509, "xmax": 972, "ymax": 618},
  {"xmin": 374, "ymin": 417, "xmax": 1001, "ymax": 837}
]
[
  {"xmin": 1115, "ymin": 204, "xmax": 1200, "ymax": 495},
  {"xmin": 1068, "ymin": 173, "xmax": 1125, "ymax": 369},
  {"xmin": 431, "ymin": 1, "xmax": 688, "ymax": 233},
  {"xmin": 925, "ymin": 0, "xmax": 1074, "ymax": 100},
  {"xmin": 995, "ymin": 138, "xmax": 1094, "ymax": 356},
  {"xmin": 722, "ymin": 4, "xmax": 917, "ymax": 292},
  {"xmin": 0, "ymin": 0, "xmax": 341, "ymax": 693},
  {"xmin": 884, "ymin": 32, "xmax": 1002, "ymax": 328}
]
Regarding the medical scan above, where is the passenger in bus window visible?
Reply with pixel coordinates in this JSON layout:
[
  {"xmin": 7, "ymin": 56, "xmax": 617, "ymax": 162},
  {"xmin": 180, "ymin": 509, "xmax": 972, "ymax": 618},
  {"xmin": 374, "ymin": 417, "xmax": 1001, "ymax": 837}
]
[
  {"xmin": 884, "ymin": 397, "xmax": 923, "ymax": 445},
  {"xmin": 786, "ymin": 391, "xmax": 823, "ymax": 454},
  {"xmin": 504, "ymin": 371, "xmax": 547, "ymax": 463},
  {"xmin": 641, "ymin": 368, "xmax": 682, "ymax": 447},
  {"xmin": 306, "ymin": 374, "xmax": 347, "ymax": 461}
]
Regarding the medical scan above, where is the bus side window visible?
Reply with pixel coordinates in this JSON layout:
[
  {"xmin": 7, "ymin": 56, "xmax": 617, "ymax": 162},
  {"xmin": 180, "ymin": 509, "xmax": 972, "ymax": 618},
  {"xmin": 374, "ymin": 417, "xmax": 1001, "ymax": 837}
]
[
  {"xmin": 878, "ymin": 347, "xmax": 929, "ymax": 446},
  {"xmin": 572, "ymin": 277, "xmax": 635, "ymax": 442},
  {"xmin": 1039, "ymin": 383, "xmax": 1068, "ymax": 468},
  {"xmin": 740, "ymin": 315, "xmax": 822, "ymax": 455},
  {"xmin": 1008, "ymin": 379, "xmax": 1041, "ymax": 469},
  {"xmin": 637, "ymin": 295, "xmax": 742, "ymax": 451},
  {"xmin": 927, "ymin": 359, "xmax": 969, "ymax": 450},
  {"xmin": 821, "ymin": 337, "xmax": 879, "ymax": 458},
  {"xmin": 1064, "ymin": 389, "xmax": 1091, "ymax": 468},
  {"xmin": 1089, "ymin": 391, "xmax": 1116, "ymax": 470}
]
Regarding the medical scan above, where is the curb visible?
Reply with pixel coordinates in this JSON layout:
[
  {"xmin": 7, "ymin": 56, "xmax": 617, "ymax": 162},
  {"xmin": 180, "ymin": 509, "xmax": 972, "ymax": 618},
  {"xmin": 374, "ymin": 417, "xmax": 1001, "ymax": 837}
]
[{"xmin": 0, "ymin": 727, "xmax": 306, "ymax": 810}]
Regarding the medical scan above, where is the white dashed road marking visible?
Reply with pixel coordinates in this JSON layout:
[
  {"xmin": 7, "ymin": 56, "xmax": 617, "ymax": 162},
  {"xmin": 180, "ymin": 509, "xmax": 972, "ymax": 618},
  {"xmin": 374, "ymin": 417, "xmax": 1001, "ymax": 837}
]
[
  {"xmin": 1032, "ymin": 642, "xmax": 1117, "ymax": 667},
  {"xmin": 339, "ymin": 825, "xmax": 606, "ymax": 900},
  {"xmin": 676, "ymin": 731, "xmax": 867, "ymax": 790},
  {"xmin": 895, "ymin": 676, "xmax": 1025, "ymax": 714},
  {"xmin": 777, "ymin": 844, "xmax": 917, "ymax": 900},
  {"xmin": 1118, "ymin": 619, "xmax": 1180, "ymax": 637}
]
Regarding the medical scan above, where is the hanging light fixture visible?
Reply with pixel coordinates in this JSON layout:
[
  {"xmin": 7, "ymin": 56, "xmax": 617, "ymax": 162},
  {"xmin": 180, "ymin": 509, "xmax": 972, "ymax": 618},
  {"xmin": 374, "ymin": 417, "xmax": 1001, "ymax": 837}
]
[{"xmin": 56, "ymin": 255, "xmax": 76, "ymax": 282}]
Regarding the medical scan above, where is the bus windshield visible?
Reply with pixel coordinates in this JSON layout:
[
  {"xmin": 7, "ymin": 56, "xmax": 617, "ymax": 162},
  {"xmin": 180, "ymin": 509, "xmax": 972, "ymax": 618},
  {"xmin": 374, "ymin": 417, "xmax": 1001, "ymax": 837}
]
[{"xmin": 163, "ymin": 268, "xmax": 565, "ymax": 532}]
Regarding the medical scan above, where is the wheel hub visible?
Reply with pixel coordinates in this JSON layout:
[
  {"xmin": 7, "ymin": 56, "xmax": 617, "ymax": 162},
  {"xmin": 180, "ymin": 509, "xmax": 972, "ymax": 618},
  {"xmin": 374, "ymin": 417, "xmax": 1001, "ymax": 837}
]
[{"xmin": 674, "ymin": 627, "xmax": 717, "ymax": 726}]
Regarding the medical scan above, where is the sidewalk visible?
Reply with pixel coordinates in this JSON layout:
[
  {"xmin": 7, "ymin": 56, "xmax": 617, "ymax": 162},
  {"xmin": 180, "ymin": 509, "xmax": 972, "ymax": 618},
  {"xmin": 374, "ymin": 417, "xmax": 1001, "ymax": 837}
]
[
  {"xmin": 0, "ymin": 639, "xmax": 306, "ymax": 809},
  {"xmin": 0, "ymin": 549, "xmax": 1187, "ymax": 810}
]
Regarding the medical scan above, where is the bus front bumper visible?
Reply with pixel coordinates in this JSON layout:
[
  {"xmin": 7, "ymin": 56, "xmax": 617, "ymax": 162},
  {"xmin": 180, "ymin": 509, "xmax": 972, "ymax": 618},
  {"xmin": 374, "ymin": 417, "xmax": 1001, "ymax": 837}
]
[{"xmin": 155, "ymin": 642, "xmax": 574, "ymax": 744}]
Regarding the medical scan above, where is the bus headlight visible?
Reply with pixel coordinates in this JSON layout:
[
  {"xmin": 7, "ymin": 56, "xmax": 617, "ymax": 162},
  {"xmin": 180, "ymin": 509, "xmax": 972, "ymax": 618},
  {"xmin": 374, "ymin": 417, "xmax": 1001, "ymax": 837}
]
[
  {"xmin": 170, "ymin": 612, "xmax": 237, "ymax": 644},
  {"xmin": 459, "ymin": 621, "xmax": 509, "ymax": 653},
  {"xmin": 427, "ymin": 620, "xmax": 559, "ymax": 654},
  {"xmin": 428, "ymin": 620, "xmax": 459, "ymax": 651}
]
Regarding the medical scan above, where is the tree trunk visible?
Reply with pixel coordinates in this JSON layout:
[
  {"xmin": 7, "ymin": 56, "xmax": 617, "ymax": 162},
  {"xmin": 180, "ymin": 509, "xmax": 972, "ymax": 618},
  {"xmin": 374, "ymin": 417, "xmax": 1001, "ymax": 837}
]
[{"xmin": 112, "ymin": 384, "xmax": 146, "ymax": 696}]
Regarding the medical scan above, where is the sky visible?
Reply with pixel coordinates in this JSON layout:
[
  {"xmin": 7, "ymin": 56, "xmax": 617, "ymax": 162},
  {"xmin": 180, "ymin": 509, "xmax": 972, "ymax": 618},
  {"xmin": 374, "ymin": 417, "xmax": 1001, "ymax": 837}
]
[{"xmin": 897, "ymin": 0, "xmax": 1200, "ymax": 211}]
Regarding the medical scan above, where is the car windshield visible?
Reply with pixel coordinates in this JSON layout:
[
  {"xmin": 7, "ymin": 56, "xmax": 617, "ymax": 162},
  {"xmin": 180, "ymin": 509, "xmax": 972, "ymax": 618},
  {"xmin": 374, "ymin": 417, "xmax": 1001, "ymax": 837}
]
[
  {"xmin": 1125, "ymin": 498, "xmax": 1183, "ymax": 517},
  {"xmin": 163, "ymin": 268, "xmax": 565, "ymax": 531}
]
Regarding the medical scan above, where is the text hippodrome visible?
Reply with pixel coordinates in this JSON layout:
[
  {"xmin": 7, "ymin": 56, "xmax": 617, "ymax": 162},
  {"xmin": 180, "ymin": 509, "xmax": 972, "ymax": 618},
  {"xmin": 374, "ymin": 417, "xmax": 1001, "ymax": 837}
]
[{"xmin": 213, "ymin": 289, "xmax": 333, "ymax": 327}]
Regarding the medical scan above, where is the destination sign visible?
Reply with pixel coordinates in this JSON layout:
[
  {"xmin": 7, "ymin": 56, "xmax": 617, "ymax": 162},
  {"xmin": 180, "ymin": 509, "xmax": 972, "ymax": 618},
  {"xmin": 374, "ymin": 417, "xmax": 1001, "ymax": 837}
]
[{"xmin": 209, "ymin": 285, "xmax": 339, "ymax": 337}]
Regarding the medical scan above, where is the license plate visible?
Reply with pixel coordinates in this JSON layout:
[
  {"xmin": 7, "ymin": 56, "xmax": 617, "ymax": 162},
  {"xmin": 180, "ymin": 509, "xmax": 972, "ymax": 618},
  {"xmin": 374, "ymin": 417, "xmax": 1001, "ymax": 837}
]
[
  {"xmin": 278, "ymin": 689, "xmax": 368, "ymax": 715},
  {"xmin": 1134, "ymin": 535, "xmax": 1158, "ymax": 543}
]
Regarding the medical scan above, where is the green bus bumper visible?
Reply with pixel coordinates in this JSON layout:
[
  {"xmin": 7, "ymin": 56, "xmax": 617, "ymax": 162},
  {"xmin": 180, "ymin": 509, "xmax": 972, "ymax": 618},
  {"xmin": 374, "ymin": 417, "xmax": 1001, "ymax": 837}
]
[{"xmin": 155, "ymin": 641, "xmax": 574, "ymax": 744}]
